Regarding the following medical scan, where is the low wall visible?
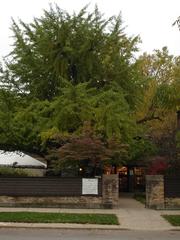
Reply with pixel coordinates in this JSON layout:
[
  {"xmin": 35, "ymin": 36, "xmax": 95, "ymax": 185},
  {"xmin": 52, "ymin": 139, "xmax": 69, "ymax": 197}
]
[
  {"xmin": 146, "ymin": 175, "xmax": 180, "ymax": 209},
  {"xmin": 165, "ymin": 198, "xmax": 180, "ymax": 209},
  {"xmin": 0, "ymin": 174, "xmax": 119, "ymax": 209},
  {"xmin": 0, "ymin": 196, "xmax": 103, "ymax": 209}
]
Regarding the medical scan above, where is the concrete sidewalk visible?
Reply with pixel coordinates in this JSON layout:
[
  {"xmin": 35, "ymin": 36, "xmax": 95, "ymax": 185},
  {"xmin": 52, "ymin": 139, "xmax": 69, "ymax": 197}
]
[
  {"xmin": 117, "ymin": 196, "xmax": 180, "ymax": 230},
  {"xmin": 0, "ymin": 197, "xmax": 180, "ymax": 231}
]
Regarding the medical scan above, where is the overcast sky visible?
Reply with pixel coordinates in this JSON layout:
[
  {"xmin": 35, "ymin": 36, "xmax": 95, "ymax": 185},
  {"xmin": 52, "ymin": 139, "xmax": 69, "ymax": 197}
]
[{"xmin": 0, "ymin": 0, "xmax": 180, "ymax": 60}]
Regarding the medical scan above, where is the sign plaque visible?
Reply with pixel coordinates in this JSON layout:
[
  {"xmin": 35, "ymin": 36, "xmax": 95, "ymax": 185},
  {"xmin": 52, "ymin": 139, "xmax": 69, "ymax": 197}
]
[{"xmin": 82, "ymin": 178, "xmax": 98, "ymax": 195}]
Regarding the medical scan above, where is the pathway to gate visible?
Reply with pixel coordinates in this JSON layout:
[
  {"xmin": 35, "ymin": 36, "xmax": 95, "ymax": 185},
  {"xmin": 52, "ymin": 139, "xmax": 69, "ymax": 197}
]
[{"xmin": 117, "ymin": 194, "xmax": 174, "ymax": 230}]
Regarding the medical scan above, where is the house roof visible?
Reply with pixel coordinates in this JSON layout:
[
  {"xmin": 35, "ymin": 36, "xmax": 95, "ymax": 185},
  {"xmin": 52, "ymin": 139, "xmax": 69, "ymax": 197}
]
[{"xmin": 0, "ymin": 151, "xmax": 47, "ymax": 168}]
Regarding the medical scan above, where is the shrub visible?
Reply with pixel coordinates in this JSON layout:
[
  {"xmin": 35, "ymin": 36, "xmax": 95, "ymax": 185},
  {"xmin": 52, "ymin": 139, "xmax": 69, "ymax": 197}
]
[
  {"xmin": 0, "ymin": 167, "xmax": 29, "ymax": 177},
  {"xmin": 147, "ymin": 156, "xmax": 169, "ymax": 175}
]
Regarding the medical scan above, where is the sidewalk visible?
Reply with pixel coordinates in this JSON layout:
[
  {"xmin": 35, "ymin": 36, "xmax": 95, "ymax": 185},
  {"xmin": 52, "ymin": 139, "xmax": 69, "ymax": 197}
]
[
  {"xmin": 117, "ymin": 196, "xmax": 180, "ymax": 230},
  {"xmin": 0, "ymin": 197, "xmax": 180, "ymax": 231}
]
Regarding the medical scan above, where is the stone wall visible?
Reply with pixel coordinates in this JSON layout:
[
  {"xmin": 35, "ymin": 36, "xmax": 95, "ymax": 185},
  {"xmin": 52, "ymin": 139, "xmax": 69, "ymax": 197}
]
[
  {"xmin": 165, "ymin": 198, "xmax": 180, "ymax": 209},
  {"xmin": 0, "ymin": 196, "xmax": 103, "ymax": 209},
  {"xmin": 0, "ymin": 174, "xmax": 119, "ymax": 209},
  {"xmin": 146, "ymin": 175, "xmax": 164, "ymax": 209}
]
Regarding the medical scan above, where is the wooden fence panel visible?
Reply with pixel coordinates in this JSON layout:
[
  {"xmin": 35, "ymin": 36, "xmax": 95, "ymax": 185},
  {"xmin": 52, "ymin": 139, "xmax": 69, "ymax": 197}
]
[
  {"xmin": 0, "ymin": 177, "xmax": 102, "ymax": 197},
  {"xmin": 164, "ymin": 176, "xmax": 180, "ymax": 198}
]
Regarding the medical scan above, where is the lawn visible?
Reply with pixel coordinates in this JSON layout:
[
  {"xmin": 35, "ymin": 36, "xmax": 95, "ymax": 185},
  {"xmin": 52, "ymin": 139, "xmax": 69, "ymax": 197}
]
[
  {"xmin": 0, "ymin": 212, "xmax": 119, "ymax": 225},
  {"xmin": 162, "ymin": 215, "xmax": 180, "ymax": 226}
]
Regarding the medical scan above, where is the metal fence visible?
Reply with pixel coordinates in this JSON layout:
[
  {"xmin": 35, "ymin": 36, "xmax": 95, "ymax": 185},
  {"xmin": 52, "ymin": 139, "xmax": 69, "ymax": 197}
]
[
  {"xmin": 164, "ymin": 176, "xmax": 180, "ymax": 198},
  {"xmin": 0, "ymin": 177, "xmax": 102, "ymax": 197}
]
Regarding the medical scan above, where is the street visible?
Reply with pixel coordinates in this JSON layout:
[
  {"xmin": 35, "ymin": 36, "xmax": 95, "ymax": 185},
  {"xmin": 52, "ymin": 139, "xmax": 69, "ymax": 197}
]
[{"xmin": 0, "ymin": 229, "xmax": 179, "ymax": 240}]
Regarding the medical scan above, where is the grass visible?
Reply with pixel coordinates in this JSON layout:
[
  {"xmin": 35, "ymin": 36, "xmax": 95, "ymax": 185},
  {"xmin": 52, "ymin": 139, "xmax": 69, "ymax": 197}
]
[
  {"xmin": 0, "ymin": 212, "xmax": 119, "ymax": 225},
  {"xmin": 134, "ymin": 193, "xmax": 146, "ymax": 205},
  {"xmin": 162, "ymin": 215, "xmax": 180, "ymax": 226}
]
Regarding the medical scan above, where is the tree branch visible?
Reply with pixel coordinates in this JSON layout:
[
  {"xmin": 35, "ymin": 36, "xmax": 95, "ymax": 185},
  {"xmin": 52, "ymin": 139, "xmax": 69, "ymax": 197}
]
[{"xmin": 136, "ymin": 116, "xmax": 163, "ymax": 124}]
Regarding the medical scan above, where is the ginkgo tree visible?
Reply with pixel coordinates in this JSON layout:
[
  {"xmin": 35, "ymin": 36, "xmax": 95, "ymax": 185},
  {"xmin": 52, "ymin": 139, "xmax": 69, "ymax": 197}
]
[{"xmin": 0, "ymin": 4, "xmax": 179, "ymax": 173}]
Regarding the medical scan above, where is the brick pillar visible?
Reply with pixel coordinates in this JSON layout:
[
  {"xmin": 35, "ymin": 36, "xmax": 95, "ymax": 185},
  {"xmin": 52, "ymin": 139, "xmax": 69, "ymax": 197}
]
[
  {"xmin": 146, "ymin": 175, "xmax": 165, "ymax": 209},
  {"xmin": 102, "ymin": 174, "xmax": 119, "ymax": 208}
]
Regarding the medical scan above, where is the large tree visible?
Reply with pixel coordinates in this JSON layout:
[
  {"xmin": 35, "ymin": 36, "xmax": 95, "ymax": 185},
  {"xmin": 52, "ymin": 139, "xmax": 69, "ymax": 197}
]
[
  {"xmin": 1, "ymin": 4, "xmax": 178, "ymax": 171},
  {"xmin": 4, "ymin": 5, "xmax": 139, "ymax": 102}
]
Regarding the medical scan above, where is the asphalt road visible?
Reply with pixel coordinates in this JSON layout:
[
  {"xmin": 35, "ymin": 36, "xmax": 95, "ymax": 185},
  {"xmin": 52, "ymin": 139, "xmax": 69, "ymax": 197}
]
[{"xmin": 0, "ymin": 229, "xmax": 180, "ymax": 240}]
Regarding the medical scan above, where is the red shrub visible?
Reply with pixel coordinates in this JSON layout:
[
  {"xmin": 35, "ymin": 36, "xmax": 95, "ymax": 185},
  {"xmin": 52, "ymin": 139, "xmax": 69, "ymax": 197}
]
[{"xmin": 147, "ymin": 157, "xmax": 169, "ymax": 175}]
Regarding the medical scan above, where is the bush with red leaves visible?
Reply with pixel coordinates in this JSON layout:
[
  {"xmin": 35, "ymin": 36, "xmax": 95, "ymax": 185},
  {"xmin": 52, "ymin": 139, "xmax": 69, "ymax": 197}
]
[{"xmin": 147, "ymin": 157, "xmax": 169, "ymax": 175}]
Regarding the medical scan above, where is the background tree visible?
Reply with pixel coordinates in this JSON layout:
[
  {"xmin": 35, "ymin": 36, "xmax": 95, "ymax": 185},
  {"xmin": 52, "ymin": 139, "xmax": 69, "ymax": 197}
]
[{"xmin": 134, "ymin": 47, "xmax": 180, "ymax": 165}]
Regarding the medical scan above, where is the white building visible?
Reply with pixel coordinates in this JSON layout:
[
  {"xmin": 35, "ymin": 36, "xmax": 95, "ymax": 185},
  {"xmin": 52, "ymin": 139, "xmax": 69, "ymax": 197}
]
[{"xmin": 0, "ymin": 151, "xmax": 47, "ymax": 176}]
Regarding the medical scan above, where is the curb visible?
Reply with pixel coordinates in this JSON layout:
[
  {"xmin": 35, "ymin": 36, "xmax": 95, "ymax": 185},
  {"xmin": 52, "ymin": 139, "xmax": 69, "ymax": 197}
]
[
  {"xmin": 0, "ymin": 222, "xmax": 129, "ymax": 231},
  {"xmin": 170, "ymin": 228, "xmax": 180, "ymax": 231},
  {"xmin": 0, "ymin": 222, "xmax": 180, "ymax": 231}
]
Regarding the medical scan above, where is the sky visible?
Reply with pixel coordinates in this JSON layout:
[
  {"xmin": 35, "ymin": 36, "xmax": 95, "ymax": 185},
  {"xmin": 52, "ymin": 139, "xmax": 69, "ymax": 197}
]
[{"xmin": 0, "ymin": 0, "xmax": 180, "ymax": 61}]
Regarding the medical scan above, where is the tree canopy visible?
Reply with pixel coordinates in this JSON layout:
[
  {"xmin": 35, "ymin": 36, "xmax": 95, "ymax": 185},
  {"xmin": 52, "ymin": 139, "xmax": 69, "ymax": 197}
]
[{"xmin": 0, "ymin": 4, "xmax": 179, "ymax": 172}]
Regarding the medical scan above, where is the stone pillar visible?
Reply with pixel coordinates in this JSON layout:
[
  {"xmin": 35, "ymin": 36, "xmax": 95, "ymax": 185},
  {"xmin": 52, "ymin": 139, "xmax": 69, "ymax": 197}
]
[
  {"xmin": 102, "ymin": 174, "xmax": 119, "ymax": 208},
  {"xmin": 146, "ymin": 175, "xmax": 165, "ymax": 209}
]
